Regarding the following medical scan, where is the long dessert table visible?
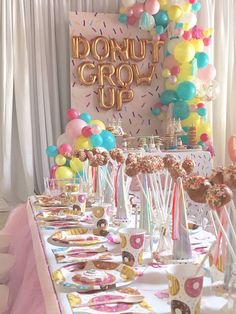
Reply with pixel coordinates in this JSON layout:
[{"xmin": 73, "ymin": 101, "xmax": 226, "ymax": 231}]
[{"xmin": 1, "ymin": 197, "xmax": 230, "ymax": 314}]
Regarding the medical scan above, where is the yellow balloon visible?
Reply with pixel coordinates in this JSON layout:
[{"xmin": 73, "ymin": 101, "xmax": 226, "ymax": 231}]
[
  {"xmin": 181, "ymin": 112, "xmax": 200, "ymax": 128},
  {"xmin": 196, "ymin": 121, "xmax": 211, "ymax": 141},
  {"xmin": 55, "ymin": 154, "xmax": 66, "ymax": 166},
  {"xmin": 188, "ymin": 97, "xmax": 201, "ymax": 105},
  {"xmin": 182, "ymin": 3, "xmax": 191, "ymax": 12},
  {"xmin": 182, "ymin": 23, "xmax": 190, "ymax": 31},
  {"xmin": 190, "ymin": 39, "xmax": 204, "ymax": 52},
  {"xmin": 165, "ymin": 80, "xmax": 178, "ymax": 90},
  {"xmin": 90, "ymin": 119, "xmax": 106, "ymax": 130},
  {"xmin": 119, "ymin": 6, "xmax": 127, "ymax": 14},
  {"xmin": 74, "ymin": 136, "xmax": 92, "ymax": 150},
  {"xmin": 178, "ymin": 63, "xmax": 193, "ymax": 81},
  {"xmin": 55, "ymin": 166, "xmax": 74, "ymax": 180},
  {"xmin": 168, "ymin": 5, "xmax": 182, "ymax": 21},
  {"xmin": 162, "ymin": 69, "xmax": 171, "ymax": 78},
  {"xmin": 174, "ymin": 41, "xmax": 195, "ymax": 64},
  {"xmin": 70, "ymin": 157, "xmax": 83, "ymax": 172},
  {"xmin": 159, "ymin": 0, "xmax": 168, "ymax": 9}
]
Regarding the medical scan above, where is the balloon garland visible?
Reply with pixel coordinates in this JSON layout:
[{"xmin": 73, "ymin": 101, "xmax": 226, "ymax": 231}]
[
  {"xmin": 119, "ymin": 0, "xmax": 218, "ymax": 155},
  {"xmin": 46, "ymin": 109, "xmax": 116, "ymax": 180}
]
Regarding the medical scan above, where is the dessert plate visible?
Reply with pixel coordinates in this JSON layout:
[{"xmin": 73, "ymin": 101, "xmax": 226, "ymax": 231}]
[
  {"xmin": 52, "ymin": 261, "xmax": 136, "ymax": 293},
  {"xmin": 48, "ymin": 229, "xmax": 108, "ymax": 247}
]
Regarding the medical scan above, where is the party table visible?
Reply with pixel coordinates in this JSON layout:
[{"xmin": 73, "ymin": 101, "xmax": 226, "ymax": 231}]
[{"xmin": 1, "ymin": 197, "xmax": 229, "ymax": 314}]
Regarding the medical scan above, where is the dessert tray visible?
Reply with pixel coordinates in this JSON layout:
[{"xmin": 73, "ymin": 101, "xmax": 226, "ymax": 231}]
[
  {"xmin": 67, "ymin": 287, "xmax": 154, "ymax": 313},
  {"xmin": 48, "ymin": 229, "xmax": 108, "ymax": 247},
  {"xmin": 52, "ymin": 261, "xmax": 136, "ymax": 293}
]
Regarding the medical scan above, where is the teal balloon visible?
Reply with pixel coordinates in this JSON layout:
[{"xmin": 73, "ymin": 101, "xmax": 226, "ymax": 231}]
[
  {"xmin": 195, "ymin": 52, "xmax": 209, "ymax": 69},
  {"xmin": 46, "ymin": 145, "xmax": 58, "ymax": 157},
  {"xmin": 181, "ymin": 135, "xmax": 189, "ymax": 145},
  {"xmin": 173, "ymin": 101, "xmax": 190, "ymax": 120},
  {"xmin": 176, "ymin": 81, "xmax": 196, "ymax": 100},
  {"xmin": 153, "ymin": 10, "xmax": 169, "ymax": 26},
  {"xmin": 192, "ymin": 58, "xmax": 198, "ymax": 76},
  {"xmin": 100, "ymin": 130, "xmax": 116, "ymax": 151},
  {"xmin": 152, "ymin": 108, "xmax": 161, "ymax": 116},
  {"xmin": 175, "ymin": 22, "xmax": 183, "ymax": 29},
  {"xmin": 90, "ymin": 134, "xmax": 103, "ymax": 147},
  {"xmin": 79, "ymin": 112, "xmax": 91, "ymax": 123},
  {"xmin": 182, "ymin": 126, "xmax": 189, "ymax": 133},
  {"xmin": 156, "ymin": 25, "xmax": 164, "ymax": 35},
  {"xmin": 197, "ymin": 107, "xmax": 207, "ymax": 117},
  {"xmin": 198, "ymin": 141, "xmax": 204, "ymax": 148},
  {"xmin": 192, "ymin": 2, "xmax": 201, "ymax": 12},
  {"xmin": 160, "ymin": 90, "xmax": 178, "ymax": 105},
  {"xmin": 119, "ymin": 14, "xmax": 128, "ymax": 24}
]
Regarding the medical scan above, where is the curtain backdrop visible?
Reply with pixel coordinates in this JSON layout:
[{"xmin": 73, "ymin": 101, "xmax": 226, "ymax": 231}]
[{"xmin": 0, "ymin": 0, "xmax": 235, "ymax": 208}]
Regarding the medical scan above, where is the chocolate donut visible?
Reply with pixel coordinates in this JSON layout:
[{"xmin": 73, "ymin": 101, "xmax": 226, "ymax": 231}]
[
  {"xmin": 171, "ymin": 300, "xmax": 190, "ymax": 314},
  {"xmin": 97, "ymin": 218, "xmax": 108, "ymax": 229},
  {"xmin": 122, "ymin": 251, "xmax": 135, "ymax": 266},
  {"xmin": 206, "ymin": 184, "xmax": 233, "ymax": 210},
  {"xmin": 183, "ymin": 176, "xmax": 212, "ymax": 203}
]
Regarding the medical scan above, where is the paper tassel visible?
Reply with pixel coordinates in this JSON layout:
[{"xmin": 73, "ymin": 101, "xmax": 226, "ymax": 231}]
[
  {"xmin": 224, "ymin": 201, "xmax": 236, "ymax": 289},
  {"xmin": 104, "ymin": 162, "xmax": 115, "ymax": 208},
  {"xmin": 172, "ymin": 178, "xmax": 192, "ymax": 260},
  {"xmin": 114, "ymin": 164, "xmax": 130, "ymax": 223},
  {"xmin": 139, "ymin": 173, "xmax": 151, "ymax": 234}
]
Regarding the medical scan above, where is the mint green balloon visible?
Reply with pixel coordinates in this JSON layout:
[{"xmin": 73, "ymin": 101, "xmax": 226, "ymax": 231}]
[{"xmin": 176, "ymin": 81, "xmax": 196, "ymax": 100}]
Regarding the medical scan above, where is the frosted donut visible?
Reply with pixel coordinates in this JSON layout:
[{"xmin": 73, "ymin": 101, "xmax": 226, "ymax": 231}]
[
  {"xmin": 184, "ymin": 276, "xmax": 203, "ymax": 298},
  {"xmin": 171, "ymin": 300, "xmax": 190, "ymax": 314},
  {"xmin": 122, "ymin": 251, "xmax": 135, "ymax": 267},
  {"xmin": 168, "ymin": 275, "xmax": 180, "ymax": 296},
  {"xmin": 206, "ymin": 184, "xmax": 233, "ymax": 210},
  {"xmin": 130, "ymin": 234, "xmax": 144, "ymax": 249},
  {"xmin": 93, "ymin": 207, "xmax": 105, "ymax": 218},
  {"xmin": 96, "ymin": 218, "xmax": 108, "ymax": 229}
]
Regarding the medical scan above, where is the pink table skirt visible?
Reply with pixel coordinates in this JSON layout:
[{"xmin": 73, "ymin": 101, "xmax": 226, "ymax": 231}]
[{"xmin": 1, "ymin": 202, "xmax": 60, "ymax": 314}]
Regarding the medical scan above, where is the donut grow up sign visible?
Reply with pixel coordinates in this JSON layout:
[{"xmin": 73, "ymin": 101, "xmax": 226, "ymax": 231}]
[{"xmin": 71, "ymin": 36, "xmax": 163, "ymax": 111}]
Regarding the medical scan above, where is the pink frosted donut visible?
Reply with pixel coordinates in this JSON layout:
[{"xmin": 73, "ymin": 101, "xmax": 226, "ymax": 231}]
[
  {"xmin": 130, "ymin": 234, "xmax": 145, "ymax": 249},
  {"xmin": 184, "ymin": 276, "xmax": 203, "ymax": 298}
]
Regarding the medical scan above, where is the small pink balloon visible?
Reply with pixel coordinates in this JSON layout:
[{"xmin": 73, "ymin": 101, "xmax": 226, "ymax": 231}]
[
  {"xmin": 153, "ymin": 34, "xmax": 160, "ymax": 41},
  {"xmin": 65, "ymin": 119, "xmax": 87, "ymax": 140},
  {"xmin": 127, "ymin": 15, "xmax": 137, "ymax": 25},
  {"xmin": 160, "ymin": 32, "xmax": 168, "ymax": 41},
  {"xmin": 163, "ymin": 55, "xmax": 178, "ymax": 70},
  {"xmin": 132, "ymin": 3, "xmax": 144, "ymax": 18},
  {"xmin": 91, "ymin": 125, "xmax": 101, "ymax": 135},
  {"xmin": 144, "ymin": 0, "xmax": 160, "ymax": 15},
  {"xmin": 171, "ymin": 66, "xmax": 180, "ymax": 76},
  {"xmin": 203, "ymin": 37, "xmax": 211, "ymax": 46},
  {"xmin": 67, "ymin": 108, "xmax": 79, "ymax": 120},
  {"xmin": 183, "ymin": 31, "xmax": 192, "ymax": 40},
  {"xmin": 198, "ymin": 64, "xmax": 216, "ymax": 81},
  {"xmin": 82, "ymin": 126, "xmax": 93, "ymax": 137},
  {"xmin": 50, "ymin": 165, "xmax": 57, "ymax": 178},
  {"xmin": 197, "ymin": 103, "xmax": 205, "ymax": 108},
  {"xmin": 59, "ymin": 143, "xmax": 72, "ymax": 155}
]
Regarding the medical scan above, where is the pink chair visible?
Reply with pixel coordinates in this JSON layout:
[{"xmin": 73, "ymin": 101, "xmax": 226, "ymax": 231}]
[
  {"xmin": 0, "ymin": 235, "xmax": 12, "ymax": 253},
  {"xmin": 0, "ymin": 253, "xmax": 15, "ymax": 284},
  {"xmin": 0, "ymin": 284, "xmax": 9, "ymax": 313}
]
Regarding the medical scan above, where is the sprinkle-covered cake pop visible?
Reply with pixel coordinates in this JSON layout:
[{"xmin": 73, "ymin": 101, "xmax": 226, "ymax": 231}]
[
  {"xmin": 169, "ymin": 162, "xmax": 187, "ymax": 182},
  {"xmin": 183, "ymin": 176, "xmax": 212, "ymax": 203},
  {"xmin": 182, "ymin": 157, "xmax": 195, "ymax": 175},
  {"xmin": 209, "ymin": 167, "xmax": 225, "ymax": 185},
  {"xmin": 163, "ymin": 154, "xmax": 177, "ymax": 169},
  {"xmin": 223, "ymin": 164, "xmax": 236, "ymax": 189},
  {"xmin": 206, "ymin": 184, "xmax": 233, "ymax": 210}
]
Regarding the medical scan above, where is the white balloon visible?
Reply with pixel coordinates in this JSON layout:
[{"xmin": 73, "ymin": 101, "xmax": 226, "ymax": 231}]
[
  {"xmin": 121, "ymin": 0, "xmax": 136, "ymax": 7},
  {"xmin": 178, "ymin": 12, "xmax": 197, "ymax": 29},
  {"xmin": 139, "ymin": 13, "xmax": 155, "ymax": 31},
  {"xmin": 57, "ymin": 133, "xmax": 73, "ymax": 148},
  {"xmin": 167, "ymin": 38, "xmax": 180, "ymax": 54}
]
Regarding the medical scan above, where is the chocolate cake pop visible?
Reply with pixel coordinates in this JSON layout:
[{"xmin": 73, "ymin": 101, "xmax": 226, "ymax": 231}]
[
  {"xmin": 182, "ymin": 157, "xmax": 195, "ymax": 175},
  {"xmin": 223, "ymin": 164, "xmax": 236, "ymax": 189},
  {"xmin": 209, "ymin": 167, "xmax": 225, "ymax": 185},
  {"xmin": 183, "ymin": 176, "xmax": 212, "ymax": 203},
  {"xmin": 206, "ymin": 184, "xmax": 233, "ymax": 210}
]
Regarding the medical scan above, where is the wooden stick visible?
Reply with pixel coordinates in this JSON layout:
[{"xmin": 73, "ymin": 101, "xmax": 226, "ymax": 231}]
[
  {"xmin": 223, "ymin": 205, "xmax": 236, "ymax": 246},
  {"xmin": 209, "ymin": 210, "xmax": 218, "ymax": 237}
]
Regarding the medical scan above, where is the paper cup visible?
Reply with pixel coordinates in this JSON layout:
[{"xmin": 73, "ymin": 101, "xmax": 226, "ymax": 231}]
[
  {"xmin": 119, "ymin": 228, "xmax": 146, "ymax": 267},
  {"xmin": 92, "ymin": 205, "xmax": 111, "ymax": 236},
  {"xmin": 167, "ymin": 264, "xmax": 204, "ymax": 314},
  {"xmin": 71, "ymin": 192, "xmax": 87, "ymax": 213}
]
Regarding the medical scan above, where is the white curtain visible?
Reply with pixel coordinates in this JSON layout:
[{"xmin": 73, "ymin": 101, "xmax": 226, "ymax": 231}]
[
  {"xmin": 199, "ymin": 0, "xmax": 236, "ymax": 166},
  {"xmin": 0, "ymin": 0, "xmax": 119, "ymax": 208}
]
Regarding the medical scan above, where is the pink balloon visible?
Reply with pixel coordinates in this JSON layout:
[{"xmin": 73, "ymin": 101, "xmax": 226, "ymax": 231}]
[
  {"xmin": 91, "ymin": 125, "xmax": 101, "ymax": 135},
  {"xmin": 132, "ymin": 3, "xmax": 144, "ymax": 18},
  {"xmin": 82, "ymin": 126, "xmax": 93, "ymax": 137},
  {"xmin": 163, "ymin": 55, "xmax": 178, "ymax": 70},
  {"xmin": 65, "ymin": 119, "xmax": 87, "ymax": 140},
  {"xmin": 198, "ymin": 64, "xmax": 216, "ymax": 81},
  {"xmin": 171, "ymin": 66, "xmax": 180, "ymax": 76},
  {"xmin": 160, "ymin": 32, "xmax": 168, "ymax": 41},
  {"xmin": 144, "ymin": 0, "xmax": 160, "ymax": 15},
  {"xmin": 67, "ymin": 108, "xmax": 79, "ymax": 120},
  {"xmin": 127, "ymin": 7, "xmax": 133, "ymax": 17},
  {"xmin": 59, "ymin": 143, "xmax": 72, "ymax": 155},
  {"xmin": 50, "ymin": 165, "xmax": 57, "ymax": 178},
  {"xmin": 183, "ymin": 31, "xmax": 192, "ymax": 40},
  {"xmin": 127, "ymin": 15, "xmax": 137, "ymax": 25}
]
